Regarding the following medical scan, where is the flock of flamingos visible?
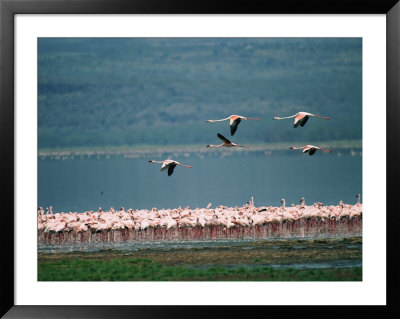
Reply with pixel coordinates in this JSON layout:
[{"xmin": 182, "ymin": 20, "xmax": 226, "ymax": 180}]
[
  {"xmin": 38, "ymin": 111, "xmax": 363, "ymax": 245},
  {"xmin": 38, "ymin": 195, "xmax": 362, "ymax": 244},
  {"xmin": 148, "ymin": 111, "xmax": 332, "ymax": 175}
]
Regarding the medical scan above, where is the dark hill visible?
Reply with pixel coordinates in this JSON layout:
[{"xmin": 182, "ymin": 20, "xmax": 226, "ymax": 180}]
[{"xmin": 38, "ymin": 38, "xmax": 362, "ymax": 149}]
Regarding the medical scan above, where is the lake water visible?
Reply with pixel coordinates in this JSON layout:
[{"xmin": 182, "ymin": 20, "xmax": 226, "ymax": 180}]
[{"xmin": 38, "ymin": 149, "xmax": 362, "ymax": 213}]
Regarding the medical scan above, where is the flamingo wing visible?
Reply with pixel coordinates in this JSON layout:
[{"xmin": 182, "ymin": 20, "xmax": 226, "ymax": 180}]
[
  {"xmin": 299, "ymin": 116, "xmax": 309, "ymax": 127},
  {"xmin": 293, "ymin": 113, "xmax": 303, "ymax": 128},
  {"xmin": 160, "ymin": 161, "xmax": 171, "ymax": 172},
  {"xmin": 230, "ymin": 118, "xmax": 241, "ymax": 136},
  {"xmin": 309, "ymin": 148, "xmax": 316, "ymax": 155},
  {"xmin": 167, "ymin": 163, "xmax": 177, "ymax": 176},
  {"xmin": 217, "ymin": 133, "xmax": 232, "ymax": 144}
]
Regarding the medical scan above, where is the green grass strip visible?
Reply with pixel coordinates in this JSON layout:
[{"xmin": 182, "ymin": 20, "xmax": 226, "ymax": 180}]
[{"xmin": 38, "ymin": 258, "xmax": 362, "ymax": 281}]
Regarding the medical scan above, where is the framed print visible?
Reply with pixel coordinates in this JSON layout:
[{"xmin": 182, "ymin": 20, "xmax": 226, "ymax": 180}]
[{"xmin": 1, "ymin": 0, "xmax": 399, "ymax": 318}]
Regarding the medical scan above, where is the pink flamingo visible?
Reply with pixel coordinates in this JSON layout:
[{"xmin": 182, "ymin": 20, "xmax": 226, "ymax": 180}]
[
  {"xmin": 300, "ymin": 197, "xmax": 306, "ymax": 207},
  {"xmin": 206, "ymin": 133, "xmax": 250, "ymax": 148},
  {"xmin": 148, "ymin": 159, "xmax": 193, "ymax": 176},
  {"xmin": 289, "ymin": 145, "xmax": 332, "ymax": 156},
  {"xmin": 356, "ymin": 194, "xmax": 361, "ymax": 206},
  {"xmin": 206, "ymin": 115, "xmax": 261, "ymax": 136},
  {"xmin": 273, "ymin": 111, "xmax": 330, "ymax": 128}
]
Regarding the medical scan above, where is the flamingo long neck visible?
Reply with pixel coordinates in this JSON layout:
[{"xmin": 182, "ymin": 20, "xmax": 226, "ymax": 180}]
[
  {"xmin": 291, "ymin": 146, "xmax": 307, "ymax": 150},
  {"xmin": 149, "ymin": 160, "xmax": 163, "ymax": 164},
  {"xmin": 274, "ymin": 113, "xmax": 297, "ymax": 120},
  {"xmin": 207, "ymin": 144, "xmax": 223, "ymax": 148},
  {"xmin": 245, "ymin": 117, "xmax": 261, "ymax": 121},
  {"xmin": 207, "ymin": 117, "xmax": 230, "ymax": 123}
]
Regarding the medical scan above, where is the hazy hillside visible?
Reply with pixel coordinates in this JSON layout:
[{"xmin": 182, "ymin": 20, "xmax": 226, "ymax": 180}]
[{"xmin": 38, "ymin": 38, "xmax": 362, "ymax": 149}]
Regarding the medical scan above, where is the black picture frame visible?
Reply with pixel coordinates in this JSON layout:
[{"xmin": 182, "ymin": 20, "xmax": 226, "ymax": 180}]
[{"xmin": 1, "ymin": 0, "xmax": 398, "ymax": 317}]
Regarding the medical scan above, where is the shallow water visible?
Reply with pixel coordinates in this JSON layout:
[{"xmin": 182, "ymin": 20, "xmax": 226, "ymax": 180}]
[
  {"xmin": 38, "ymin": 236, "xmax": 362, "ymax": 271},
  {"xmin": 37, "ymin": 233, "xmax": 359, "ymax": 253},
  {"xmin": 38, "ymin": 149, "xmax": 362, "ymax": 213},
  {"xmin": 191, "ymin": 259, "xmax": 362, "ymax": 270}
]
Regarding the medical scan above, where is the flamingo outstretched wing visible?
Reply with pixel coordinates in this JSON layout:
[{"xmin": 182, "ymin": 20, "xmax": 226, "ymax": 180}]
[
  {"xmin": 217, "ymin": 133, "xmax": 232, "ymax": 144},
  {"xmin": 309, "ymin": 148, "xmax": 316, "ymax": 155},
  {"xmin": 294, "ymin": 114, "xmax": 308, "ymax": 128},
  {"xmin": 167, "ymin": 164, "xmax": 177, "ymax": 176},
  {"xmin": 160, "ymin": 161, "xmax": 170, "ymax": 172},
  {"xmin": 230, "ymin": 118, "xmax": 241, "ymax": 136},
  {"xmin": 299, "ymin": 116, "xmax": 309, "ymax": 127}
]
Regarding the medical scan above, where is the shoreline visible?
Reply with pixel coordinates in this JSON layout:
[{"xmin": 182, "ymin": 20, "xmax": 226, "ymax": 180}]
[
  {"xmin": 38, "ymin": 236, "xmax": 362, "ymax": 265},
  {"xmin": 38, "ymin": 140, "xmax": 362, "ymax": 159},
  {"xmin": 38, "ymin": 236, "xmax": 362, "ymax": 281}
]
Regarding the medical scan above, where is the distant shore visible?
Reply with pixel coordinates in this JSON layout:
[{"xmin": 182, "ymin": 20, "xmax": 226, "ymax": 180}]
[{"xmin": 38, "ymin": 139, "xmax": 362, "ymax": 160}]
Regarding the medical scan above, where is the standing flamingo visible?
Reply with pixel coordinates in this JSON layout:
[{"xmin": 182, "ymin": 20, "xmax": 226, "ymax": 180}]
[
  {"xmin": 356, "ymin": 194, "xmax": 361, "ymax": 206},
  {"xmin": 206, "ymin": 115, "xmax": 261, "ymax": 136},
  {"xmin": 289, "ymin": 145, "xmax": 332, "ymax": 155},
  {"xmin": 206, "ymin": 133, "xmax": 250, "ymax": 148},
  {"xmin": 148, "ymin": 159, "xmax": 193, "ymax": 176},
  {"xmin": 273, "ymin": 112, "xmax": 330, "ymax": 128},
  {"xmin": 300, "ymin": 197, "xmax": 306, "ymax": 207}
]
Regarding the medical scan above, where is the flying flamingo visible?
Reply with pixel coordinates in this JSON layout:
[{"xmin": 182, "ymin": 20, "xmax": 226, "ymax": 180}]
[
  {"xmin": 148, "ymin": 159, "xmax": 193, "ymax": 176},
  {"xmin": 206, "ymin": 133, "xmax": 250, "ymax": 148},
  {"xmin": 289, "ymin": 145, "xmax": 332, "ymax": 155},
  {"xmin": 206, "ymin": 115, "xmax": 261, "ymax": 136},
  {"xmin": 273, "ymin": 112, "xmax": 330, "ymax": 128}
]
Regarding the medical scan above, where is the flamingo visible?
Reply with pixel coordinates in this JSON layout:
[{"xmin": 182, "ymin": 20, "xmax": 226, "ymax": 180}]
[
  {"xmin": 289, "ymin": 145, "xmax": 332, "ymax": 155},
  {"xmin": 273, "ymin": 112, "xmax": 330, "ymax": 128},
  {"xmin": 206, "ymin": 133, "xmax": 250, "ymax": 148},
  {"xmin": 300, "ymin": 197, "xmax": 306, "ymax": 207},
  {"xmin": 148, "ymin": 159, "xmax": 193, "ymax": 176},
  {"xmin": 38, "ymin": 207, "xmax": 44, "ymax": 216},
  {"xmin": 356, "ymin": 194, "xmax": 361, "ymax": 206},
  {"xmin": 206, "ymin": 115, "xmax": 261, "ymax": 136}
]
